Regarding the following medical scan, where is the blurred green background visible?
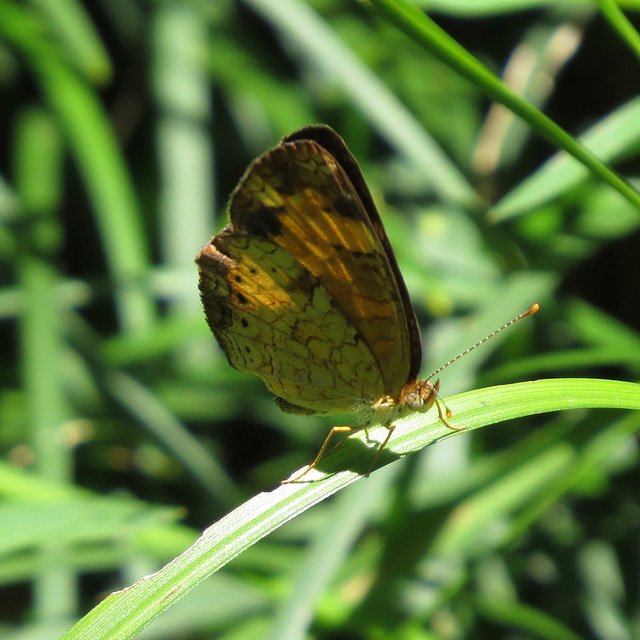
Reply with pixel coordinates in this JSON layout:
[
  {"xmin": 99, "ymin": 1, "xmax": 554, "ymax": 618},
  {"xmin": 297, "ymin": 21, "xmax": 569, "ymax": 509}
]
[{"xmin": 2, "ymin": 1, "xmax": 640, "ymax": 639}]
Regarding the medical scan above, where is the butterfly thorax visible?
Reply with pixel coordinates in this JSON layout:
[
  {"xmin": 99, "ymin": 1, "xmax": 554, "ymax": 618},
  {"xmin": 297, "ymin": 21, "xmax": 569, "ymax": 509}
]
[{"xmin": 358, "ymin": 378, "xmax": 439, "ymax": 426}]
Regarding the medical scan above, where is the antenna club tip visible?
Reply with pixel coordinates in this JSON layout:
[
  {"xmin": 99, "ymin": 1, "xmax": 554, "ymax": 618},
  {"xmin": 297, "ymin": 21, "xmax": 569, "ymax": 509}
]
[{"xmin": 526, "ymin": 303, "xmax": 540, "ymax": 316}]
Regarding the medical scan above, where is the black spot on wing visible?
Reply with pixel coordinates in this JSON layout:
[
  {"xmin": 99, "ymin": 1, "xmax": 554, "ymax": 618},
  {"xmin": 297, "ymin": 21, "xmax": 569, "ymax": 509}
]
[
  {"xmin": 331, "ymin": 191, "xmax": 359, "ymax": 220},
  {"xmin": 329, "ymin": 243, "xmax": 365, "ymax": 259},
  {"xmin": 235, "ymin": 205, "xmax": 285, "ymax": 238}
]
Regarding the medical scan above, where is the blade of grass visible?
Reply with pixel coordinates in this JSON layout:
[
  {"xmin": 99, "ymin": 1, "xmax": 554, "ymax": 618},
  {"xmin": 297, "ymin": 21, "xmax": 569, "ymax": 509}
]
[
  {"xmin": 597, "ymin": 0, "xmax": 640, "ymax": 62},
  {"xmin": 508, "ymin": 412, "xmax": 640, "ymax": 543},
  {"xmin": 26, "ymin": 0, "xmax": 112, "ymax": 82},
  {"xmin": 472, "ymin": 21, "xmax": 584, "ymax": 174},
  {"xmin": 0, "ymin": 1, "xmax": 155, "ymax": 333},
  {"xmin": 491, "ymin": 96, "xmax": 640, "ymax": 220},
  {"xmin": 474, "ymin": 595, "xmax": 585, "ymax": 640},
  {"xmin": 15, "ymin": 107, "xmax": 75, "ymax": 621},
  {"xmin": 412, "ymin": 0, "xmax": 586, "ymax": 14},
  {"xmin": 64, "ymin": 313, "xmax": 241, "ymax": 508},
  {"xmin": 59, "ymin": 378, "xmax": 640, "ymax": 640},
  {"xmin": 151, "ymin": 4, "xmax": 215, "ymax": 369},
  {"xmin": 369, "ymin": 0, "xmax": 640, "ymax": 213},
  {"xmin": 431, "ymin": 443, "xmax": 574, "ymax": 557}
]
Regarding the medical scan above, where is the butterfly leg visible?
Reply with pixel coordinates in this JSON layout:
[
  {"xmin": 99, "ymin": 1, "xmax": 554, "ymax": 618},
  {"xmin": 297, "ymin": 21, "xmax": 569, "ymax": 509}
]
[
  {"xmin": 282, "ymin": 425, "xmax": 353, "ymax": 483},
  {"xmin": 431, "ymin": 379, "xmax": 465, "ymax": 431},
  {"xmin": 364, "ymin": 423, "xmax": 396, "ymax": 477},
  {"xmin": 434, "ymin": 398, "xmax": 465, "ymax": 431}
]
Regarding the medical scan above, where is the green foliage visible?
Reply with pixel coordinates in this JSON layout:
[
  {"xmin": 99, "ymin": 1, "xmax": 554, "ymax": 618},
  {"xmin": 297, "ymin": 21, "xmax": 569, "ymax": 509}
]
[{"xmin": 1, "ymin": 1, "xmax": 639, "ymax": 639}]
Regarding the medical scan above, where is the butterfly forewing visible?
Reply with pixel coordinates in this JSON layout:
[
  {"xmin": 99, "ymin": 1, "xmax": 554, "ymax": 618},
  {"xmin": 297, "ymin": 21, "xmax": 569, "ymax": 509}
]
[
  {"xmin": 197, "ymin": 125, "xmax": 422, "ymax": 418},
  {"xmin": 226, "ymin": 132, "xmax": 414, "ymax": 398},
  {"xmin": 283, "ymin": 126, "xmax": 423, "ymax": 383}
]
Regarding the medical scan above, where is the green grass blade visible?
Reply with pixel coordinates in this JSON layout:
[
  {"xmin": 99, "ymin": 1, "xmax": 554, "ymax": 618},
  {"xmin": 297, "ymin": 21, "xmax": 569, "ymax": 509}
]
[
  {"xmin": 369, "ymin": 0, "xmax": 640, "ymax": 212},
  {"xmin": 491, "ymin": 96, "xmax": 640, "ymax": 220},
  {"xmin": 26, "ymin": 0, "xmax": 112, "ymax": 82},
  {"xmin": 474, "ymin": 595, "xmax": 585, "ymax": 640},
  {"xmin": 59, "ymin": 378, "xmax": 640, "ymax": 640},
  {"xmin": 0, "ymin": 1, "xmax": 156, "ymax": 333},
  {"xmin": 597, "ymin": 0, "xmax": 640, "ymax": 62}
]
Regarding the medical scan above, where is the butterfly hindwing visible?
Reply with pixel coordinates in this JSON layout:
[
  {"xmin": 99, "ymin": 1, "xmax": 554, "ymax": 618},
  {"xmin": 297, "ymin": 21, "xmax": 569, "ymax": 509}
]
[{"xmin": 198, "ymin": 232, "xmax": 384, "ymax": 414}]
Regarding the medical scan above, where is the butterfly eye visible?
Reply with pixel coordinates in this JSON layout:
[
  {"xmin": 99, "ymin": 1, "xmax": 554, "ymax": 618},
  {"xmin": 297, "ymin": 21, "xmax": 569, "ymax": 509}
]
[{"xmin": 405, "ymin": 392, "xmax": 423, "ymax": 410}]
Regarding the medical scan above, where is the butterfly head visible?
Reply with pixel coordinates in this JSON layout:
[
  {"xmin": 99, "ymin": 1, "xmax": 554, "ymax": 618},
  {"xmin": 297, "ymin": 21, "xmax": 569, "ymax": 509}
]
[
  {"xmin": 399, "ymin": 378, "xmax": 440, "ymax": 411},
  {"xmin": 368, "ymin": 378, "xmax": 440, "ymax": 427}
]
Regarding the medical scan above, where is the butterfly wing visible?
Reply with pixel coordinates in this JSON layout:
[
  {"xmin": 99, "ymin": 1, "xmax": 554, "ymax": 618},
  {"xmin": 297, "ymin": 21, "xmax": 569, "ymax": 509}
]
[
  {"xmin": 284, "ymin": 126, "xmax": 423, "ymax": 382},
  {"xmin": 198, "ymin": 233, "xmax": 384, "ymax": 414},
  {"xmin": 197, "ymin": 125, "xmax": 418, "ymax": 413}
]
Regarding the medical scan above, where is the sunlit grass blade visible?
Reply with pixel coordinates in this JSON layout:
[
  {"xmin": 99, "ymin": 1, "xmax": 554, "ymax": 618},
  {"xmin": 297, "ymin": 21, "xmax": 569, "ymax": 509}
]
[{"xmin": 60, "ymin": 378, "xmax": 640, "ymax": 640}]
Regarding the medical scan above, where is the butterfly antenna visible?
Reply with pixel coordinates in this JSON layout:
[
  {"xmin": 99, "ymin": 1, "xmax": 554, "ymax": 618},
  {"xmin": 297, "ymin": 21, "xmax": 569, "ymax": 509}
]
[{"xmin": 427, "ymin": 303, "xmax": 539, "ymax": 381}]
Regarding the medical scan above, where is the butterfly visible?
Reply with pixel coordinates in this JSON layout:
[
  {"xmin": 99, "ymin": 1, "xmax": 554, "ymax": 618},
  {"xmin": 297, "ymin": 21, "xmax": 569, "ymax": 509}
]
[{"xmin": 196, "ymin": 125, "xmax": 533, "ymax": 481}]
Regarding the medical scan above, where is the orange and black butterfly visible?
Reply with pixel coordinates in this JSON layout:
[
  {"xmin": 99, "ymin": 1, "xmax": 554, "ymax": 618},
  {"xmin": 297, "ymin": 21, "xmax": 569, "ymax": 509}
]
[{"xmin": 197, "ymin": 125, "xmax": 535, "ymax": 480}]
